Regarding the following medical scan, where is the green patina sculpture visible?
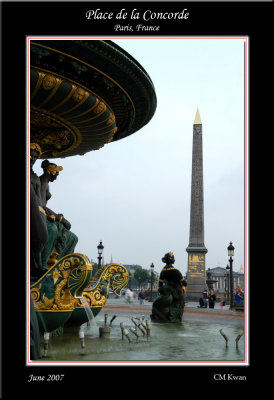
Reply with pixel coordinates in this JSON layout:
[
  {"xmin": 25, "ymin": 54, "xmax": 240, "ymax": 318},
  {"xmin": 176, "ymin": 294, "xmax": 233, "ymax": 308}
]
[
  {"xmin": 31, "ymin": 253, "xmax": 93, "ymax": 332},
  {"xmin": 66, "ymin": 263, "xmax": 129, "ymax": 327},
  {"xmin": 28, "ymin": 39, "xmax": 158, "ymax": 358},
  {"xmin": 30, "ymin": 147, "xmax": 78, "ymax": 273},
  {"xmin": 151, "ymin": 252, "xmax": 186, "ymax": 323},
  {"xmin": 39, "ymin": 159, "xmax": 78, "ymax": 269}
]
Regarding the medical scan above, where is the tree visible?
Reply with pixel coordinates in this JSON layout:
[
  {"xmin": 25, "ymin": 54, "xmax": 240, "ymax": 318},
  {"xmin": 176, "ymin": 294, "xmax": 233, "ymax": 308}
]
[
  {"xmin": 91, "ymin": 262, "xmax": 99, "ymax": 276},
  {"xmin": 133, "ymin": 267, "xmax": 150, "ymax": 288}
]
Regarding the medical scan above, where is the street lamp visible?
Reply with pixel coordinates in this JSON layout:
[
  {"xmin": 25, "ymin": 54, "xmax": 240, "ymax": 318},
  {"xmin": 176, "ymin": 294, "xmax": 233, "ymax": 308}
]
[
  {"xmin": 227, "ymin": 242, "xmax": 235, "ymax": 309},
  {"xmin": 225, "ymin": 264, "xmax": 230, "ymax": 304},
  {"xmin": 138, "ymin": 276, "xmax": 141, "ymax": 290},
  {"xmin": 97, "ymin": 240, "xmax": 104, "ymax": 269},
  {"xmin": 128, "ymin": 271, "xmax": 132, "ymax": 289},
  {"xmin": 150, "ymin": 263, "xmax": 154, "ymax": 302}
]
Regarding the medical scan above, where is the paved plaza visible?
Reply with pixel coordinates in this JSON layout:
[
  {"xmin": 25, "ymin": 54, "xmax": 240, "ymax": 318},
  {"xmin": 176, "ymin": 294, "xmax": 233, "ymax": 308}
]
[
  {"xmin": 107, "ymin": 296, "xmax": 230, "ymax": 309},
  {"xmin": 102, "ymin": 295, "xmax": 244, "ymax": 321}
]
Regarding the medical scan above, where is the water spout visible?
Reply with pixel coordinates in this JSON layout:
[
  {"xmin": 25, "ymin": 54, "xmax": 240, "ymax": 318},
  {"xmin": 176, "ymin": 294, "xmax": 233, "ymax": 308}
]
[
  {"xmin": 109, "ymin": 315, "xmax": 117, "ymax": 327},
  {"xmin": 145, "ymin": 320, "xmax": 151, "ymax": 338},
  {"xmin": 137, "ymin": 323, "xmax": 147, "ymax": 337},
  {"xmin": 123, "ymin": 328, "xmax": 132, "ymax": 343},
  {"xmin": 43, "ymin": 332, "xmax": 50, "ymax": 357},
  {"xmin": 219, "ymin": 329, "xmax": 229, "ymax": 347},
  {"xmin": 120, "ymin": 322, "xmax": 125, "ymax": 340},
  {"xmin": 79, "ymin": 330, "xmax": 86, "ymax": 353},
  {"xmin": 80, "ymin": 297, "xmax": 98, "ymax": 336},
  {"xmin": 235, "ymin": 332, "xmax": 244, "ymax": 348},
  {"xmin": 130, "ymin": 327, "xmax": 140, "ymax": 342},
  {"xmin": 131, "ymin": 316, "xmax": 139, "ymax": 328}
]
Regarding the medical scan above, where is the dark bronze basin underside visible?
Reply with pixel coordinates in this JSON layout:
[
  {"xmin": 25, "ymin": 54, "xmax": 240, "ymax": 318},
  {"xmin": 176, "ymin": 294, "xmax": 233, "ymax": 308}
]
[{"xmin": 30, "ymin": 40, "xmax": 157, "ymax": 158}]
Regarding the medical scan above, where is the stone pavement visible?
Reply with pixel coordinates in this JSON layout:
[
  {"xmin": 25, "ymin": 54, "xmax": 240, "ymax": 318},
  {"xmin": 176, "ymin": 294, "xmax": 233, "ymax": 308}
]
[
  {"xmin": 102, "ymin": 296, "xmax": 244, "ymax": 319},
  {"xmin": 106, "ymin": 296, "xmax": 230, "ymax": 308}
]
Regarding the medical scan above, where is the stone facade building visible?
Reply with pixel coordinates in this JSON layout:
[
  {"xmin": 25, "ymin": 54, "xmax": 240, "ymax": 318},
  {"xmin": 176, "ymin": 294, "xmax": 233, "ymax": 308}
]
[{"xmin": 205, "ymin": 265, "xmax": 245, "ymax": 295}]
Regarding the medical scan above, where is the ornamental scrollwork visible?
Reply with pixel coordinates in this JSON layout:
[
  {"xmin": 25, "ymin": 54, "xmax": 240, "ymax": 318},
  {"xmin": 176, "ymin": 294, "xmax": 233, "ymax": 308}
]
[
  {"xmin": 80, "ymin": 264, "xmax": 129, "ymax": 308},
  {"xmin": 31, "ymin": 254, "xmax": 92, "ymax": 312}
]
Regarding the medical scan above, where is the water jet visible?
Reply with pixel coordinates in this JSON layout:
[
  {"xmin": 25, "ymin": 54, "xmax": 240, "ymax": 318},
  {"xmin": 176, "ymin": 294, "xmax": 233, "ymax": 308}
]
[{"xmin": 43, "ymin": 332, "xmax": 50, "ymax": 357}]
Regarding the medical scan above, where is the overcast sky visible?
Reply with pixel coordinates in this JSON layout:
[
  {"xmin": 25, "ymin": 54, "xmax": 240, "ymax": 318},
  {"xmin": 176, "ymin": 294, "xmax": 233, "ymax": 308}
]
[{"xmin": 31, "ymin": 37, "xmax": 246, "ymax": 275}]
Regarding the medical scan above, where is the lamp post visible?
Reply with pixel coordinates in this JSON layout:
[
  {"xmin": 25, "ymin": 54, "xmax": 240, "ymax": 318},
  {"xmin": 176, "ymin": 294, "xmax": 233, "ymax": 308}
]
[
  {"xmin": 138, "ymin": 276, "xmax": 141, "ymax": 290},
  {"xmin": 97, "ymin": 240, "xmax": 104, "ymax": 269},
  {"xmin": 128, "ymin": 271, "xmax": 132, "ymax": 289},
  {"xmin": 225, "ymin": 264, "xmax": 230, "ymax": 305},
  {"xmin": 227, "ymin": 242, "xmax": 235, "ymax": 309},
  {"xmin": 150, "ymin": 263, "xmax": 154, "ymax": 302}
]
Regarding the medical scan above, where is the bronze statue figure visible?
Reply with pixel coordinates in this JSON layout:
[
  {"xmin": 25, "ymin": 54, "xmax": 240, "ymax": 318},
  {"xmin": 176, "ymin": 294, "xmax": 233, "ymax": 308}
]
[
  {"xmin": 30, "ymin": 143, "xmax": 42, "ymax": 199},
  {"xmin": 30, "ymin": 143, "xmax": 78, "ymax": 272},
  {"xmin": 151, "ymin": 252, "xmax": 187, "ymax": 323},
  {"xmin": 29, "ymin": 144, "xmax": 48, "ymax": 359},
  {"xmin": 37, "ymin": 159, "xmax": 78, "ymax": 269},
  {"xmin": 30, "ymin": 143, "xmax": 49, "ymax": 275}
]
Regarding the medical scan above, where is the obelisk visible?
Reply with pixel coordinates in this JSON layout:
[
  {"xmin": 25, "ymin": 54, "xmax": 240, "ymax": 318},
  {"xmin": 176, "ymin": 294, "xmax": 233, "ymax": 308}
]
[{"xmin": 186, "ymin": 108, "xmax": 208, "ymax": 301}]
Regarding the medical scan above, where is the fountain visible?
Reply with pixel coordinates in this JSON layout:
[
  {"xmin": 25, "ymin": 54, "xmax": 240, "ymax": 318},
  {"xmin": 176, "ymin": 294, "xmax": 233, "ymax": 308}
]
[
  {"xmin": 98, "ymin": 314, "xmax": 111, "ymax": 339},
  {"xmin": 29, "ymin": 39, "xmax": 157, "ymax": 361},
  {"xmin": 38, "ymin": 312, "xmax": 245, "ymax": 362},
  {"xmin": 28, "ymin": 39, "xmax": 245, "ymax": 365},
  {"xmin": 206, "ymin": 271, "xmax": 218, "ymax": 290},
  {"xmin": 79, "ymin": 297, "xmax": 98, "ymax": 337}
]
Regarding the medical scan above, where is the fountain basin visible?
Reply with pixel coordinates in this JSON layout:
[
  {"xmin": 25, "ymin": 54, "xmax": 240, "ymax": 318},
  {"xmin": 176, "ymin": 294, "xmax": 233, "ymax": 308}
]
[
  {"xmin": 36, "ymin": 310, "xmax": 73, "ymax": 333},
  {"xmin": 31, "ymin": 262, "xmax": 128, "ymax": 334},
  {"xmin": 64, "ymin": 306, "xmax": 101, "ymax": 327},
  {"xmin": 30, "ymin": 40, "xmax": 157, "ymax": 159},
  {"xmin": 40, "ymin": 312, "xmax": 245, "ymax": 363}
]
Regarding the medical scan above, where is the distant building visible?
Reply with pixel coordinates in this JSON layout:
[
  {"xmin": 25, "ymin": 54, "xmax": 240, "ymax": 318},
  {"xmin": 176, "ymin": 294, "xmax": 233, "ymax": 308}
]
[
  {"xmin": 123, "ymin": 264, "xmax": 143, "ymax": 272},
  {"xmin": 205, "ymin": 265, "xmax": 245, "ymax": 293}
]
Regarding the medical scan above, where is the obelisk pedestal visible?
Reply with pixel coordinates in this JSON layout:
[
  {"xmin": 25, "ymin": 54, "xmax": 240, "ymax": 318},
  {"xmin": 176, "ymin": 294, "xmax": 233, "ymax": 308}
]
[{"xmin": 186, "ymin": 109, "xmax": 208, "ymax": 301}]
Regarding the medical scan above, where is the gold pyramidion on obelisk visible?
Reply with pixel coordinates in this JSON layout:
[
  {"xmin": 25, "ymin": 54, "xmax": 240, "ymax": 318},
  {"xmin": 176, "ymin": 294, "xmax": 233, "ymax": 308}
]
[{"xmin": 194, "ymin": 107, "xmax": 202, "ymax": 124}]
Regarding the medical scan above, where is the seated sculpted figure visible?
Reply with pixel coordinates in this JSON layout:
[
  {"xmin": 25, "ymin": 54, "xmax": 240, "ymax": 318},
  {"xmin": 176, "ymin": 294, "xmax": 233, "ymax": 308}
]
[
  {"xmin": 30, "ymin": 143, "xmax": 50, "ymax": 274},
  {"xmin": 30, "ymin": 143, "xmax": 48, "ymax": 358},
  {"xmin": 38, "ymin": 159, "xmax": 78, "ymax": 269},
  {"xmin": 30, "ymin": 143, "xmax": 42, "ymax": 200},
  {"xmin": 151, "ymin": 252, "xmax": 187, "ymax": 323}
]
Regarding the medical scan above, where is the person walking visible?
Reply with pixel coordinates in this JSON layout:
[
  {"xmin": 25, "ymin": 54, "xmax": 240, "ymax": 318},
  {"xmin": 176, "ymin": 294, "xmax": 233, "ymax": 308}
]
[
  {"xmin": 124, "ymin": 287, "xmax": 130, "ymax": 303},
  {"xmin": 202, "ymin": 290, "xmax": 208, "ymax": 308},
  {"xmin": 125, "ymin": 287, "xmax": 134, "ymax": 304},
  {"xmin": 138, "ymin": 289, "xmax": 145, "ymax": 305},
  {"xmin": 128, "ymin": 288, "xmax": 134, "ymax": 303},
  {"xmin": 208, "ymin": 290, "xmax": 216, "ymax": 309},
  {"xmin": 219, "ymin": 298, "xmax": 226, "ymax": 309},
  {"xmin": 234, "ymin": 286, "xmax": 244, "ymax": 306}
]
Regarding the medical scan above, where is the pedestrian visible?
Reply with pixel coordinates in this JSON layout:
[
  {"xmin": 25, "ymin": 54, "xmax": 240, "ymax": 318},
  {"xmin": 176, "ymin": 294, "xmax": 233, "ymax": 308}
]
[
  {"xmin": 138, "ymin": 289, "xmax": 145, "ymax": 305},
  {"xmin": 219, "ymin": 298, "xmax": 226, "ymax": 309},
  {"xmin": 198, "ymin": 298, "xmax": 204, "ymax": 308},
  {"xmin": 202, "ymin": 289, "xmax": 208, "ymax": 308},
  {"xmin": 124, "ymin": 287, "xmax": 131, "ymax": 304},
  {"xmin": 128, "ymin": 288, "xmax": 134, "ymax": 303},
  {"xmin": 125, "ymin": 287, "xmax": 134, "ymax": 304},
  {"xmin": 234, "ymin": 286, "xmax": 244, "ymax": 306},
  {"xmin": 208, "ymin": 289, "xmax": 216, "ymax": 309}
]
